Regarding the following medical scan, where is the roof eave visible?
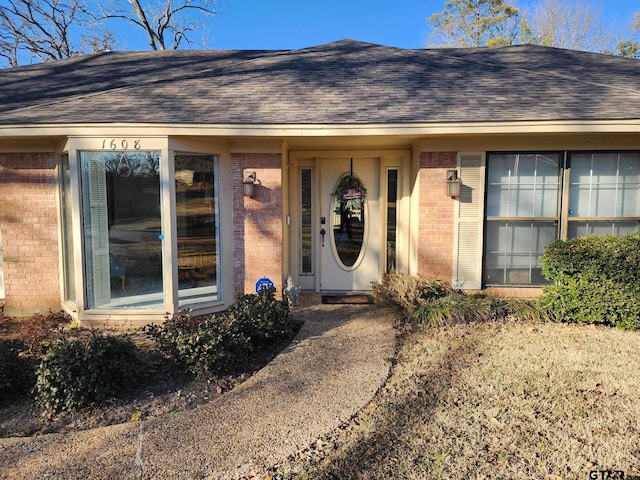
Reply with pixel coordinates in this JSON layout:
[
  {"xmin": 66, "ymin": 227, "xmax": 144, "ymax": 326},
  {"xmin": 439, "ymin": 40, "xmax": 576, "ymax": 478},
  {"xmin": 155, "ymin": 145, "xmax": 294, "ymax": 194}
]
[{"xmin": 1, "ymin": 119, "xmax": 640, "ymax": 138}]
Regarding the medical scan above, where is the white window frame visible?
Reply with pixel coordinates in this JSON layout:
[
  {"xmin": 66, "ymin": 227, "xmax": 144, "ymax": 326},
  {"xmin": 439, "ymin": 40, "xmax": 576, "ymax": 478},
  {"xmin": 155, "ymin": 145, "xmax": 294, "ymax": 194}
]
[{"xmin": 483, "ymin": 151, "xmax": 562, "ymax": 287}]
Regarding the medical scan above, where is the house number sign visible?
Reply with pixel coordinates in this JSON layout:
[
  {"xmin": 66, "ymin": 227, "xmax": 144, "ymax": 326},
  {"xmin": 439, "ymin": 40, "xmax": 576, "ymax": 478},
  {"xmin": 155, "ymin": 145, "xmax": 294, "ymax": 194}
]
[{"xmin": 102, "ymin": 138, "xmax": 142, "ymax": 150}]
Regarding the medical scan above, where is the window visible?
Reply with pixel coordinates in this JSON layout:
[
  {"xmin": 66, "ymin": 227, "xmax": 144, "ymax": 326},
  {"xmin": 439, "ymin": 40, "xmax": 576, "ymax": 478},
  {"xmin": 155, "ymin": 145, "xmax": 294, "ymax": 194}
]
[
  {"xmin": 300, "ymin": 168, "xmax": 313, "ymax": 275},
  {"xmin": 567, "ymin": 152, "xmax": 640, "ymax": 237},
  {"xmin": 60, "ymin": 153, "xmax": 76, "ymax": 303},
  {"xmin": 175, "ymin": 154, "xmax": 220, "ymax": 306},
  {"xmin": 80, "ymin": 151, "xmax": 163, "ymax": 309},
  {"xmin": 483, "ymin": 151, "xmax": 640, "ymax": 287},
  {"xmin": 484, "ymin": 153, "xmax": 561, "ymax": 286},
  {"xmin": 69, "ymin": 145, "xmax": 226, "ymax": 318},
  {"xmin": 386, "ymin": 169, "xmax": 398, "ymax": 273}
]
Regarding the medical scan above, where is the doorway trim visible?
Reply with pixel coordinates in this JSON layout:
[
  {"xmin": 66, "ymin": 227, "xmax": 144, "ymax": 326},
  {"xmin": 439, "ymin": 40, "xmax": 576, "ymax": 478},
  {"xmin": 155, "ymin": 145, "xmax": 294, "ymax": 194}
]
[{"xmin": 288, "ymin": 149, "xmax": 411, "ymax": 293}]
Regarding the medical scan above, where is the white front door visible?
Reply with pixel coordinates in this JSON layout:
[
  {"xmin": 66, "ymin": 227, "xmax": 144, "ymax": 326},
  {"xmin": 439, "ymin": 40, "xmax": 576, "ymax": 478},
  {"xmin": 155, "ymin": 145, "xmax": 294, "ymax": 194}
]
[
  {"xmin": 291, "ymin": 151, "xmax": 408, "ymax": 294},
  {"xmin": 318, "ymin": 156, "xmax": 381, "ymax": 292}
]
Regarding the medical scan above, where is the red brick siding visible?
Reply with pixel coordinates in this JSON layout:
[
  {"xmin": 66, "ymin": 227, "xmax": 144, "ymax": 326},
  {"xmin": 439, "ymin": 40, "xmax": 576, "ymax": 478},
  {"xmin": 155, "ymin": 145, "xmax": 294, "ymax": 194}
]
[
  {"xmin": 231, "ymin": 153, "xmax": 283, "ymax": 296},
  {"xmin": 417, "ymin": 152, "xmax": 457, "ymax": 280},
  {"xmin": 0, "ymin": 153, "xmax": 61, "ymax": 313}
]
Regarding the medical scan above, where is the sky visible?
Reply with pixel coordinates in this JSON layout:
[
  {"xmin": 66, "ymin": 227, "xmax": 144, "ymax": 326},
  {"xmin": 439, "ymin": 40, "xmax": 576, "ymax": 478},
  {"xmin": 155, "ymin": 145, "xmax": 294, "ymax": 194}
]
[{"xmin": 114, "ymin": 0, "xmax": 640, "ymax": 52}]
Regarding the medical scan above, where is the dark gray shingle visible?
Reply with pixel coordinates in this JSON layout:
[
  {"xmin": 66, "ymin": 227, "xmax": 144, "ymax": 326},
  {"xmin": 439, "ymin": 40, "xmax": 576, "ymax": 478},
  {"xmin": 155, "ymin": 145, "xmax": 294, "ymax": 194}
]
[{"xmin": 1, "ymin": 39, "xmax": 639, "ymax": 125}]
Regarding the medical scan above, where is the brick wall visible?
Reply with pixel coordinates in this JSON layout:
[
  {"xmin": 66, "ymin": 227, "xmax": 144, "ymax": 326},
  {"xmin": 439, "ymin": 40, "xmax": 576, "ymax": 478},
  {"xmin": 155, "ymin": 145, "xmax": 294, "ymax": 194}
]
[
  {"xmin": 231, "ymin": 153, "xmax": 283, "ymax": 296},
  {"xmin": 0, "ymin": 153, "xmax": 61, "ymax": 314},
  {"xmin": 417, "ymin": 152, "xmax": 457, "ymax": 280}
]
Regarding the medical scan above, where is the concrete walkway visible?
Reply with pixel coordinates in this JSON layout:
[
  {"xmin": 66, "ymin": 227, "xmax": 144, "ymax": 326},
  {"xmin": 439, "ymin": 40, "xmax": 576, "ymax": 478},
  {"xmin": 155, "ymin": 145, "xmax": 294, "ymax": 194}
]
[{"xmin": 0, "ymin": 302, "xmax": 396, "ymax": 479}]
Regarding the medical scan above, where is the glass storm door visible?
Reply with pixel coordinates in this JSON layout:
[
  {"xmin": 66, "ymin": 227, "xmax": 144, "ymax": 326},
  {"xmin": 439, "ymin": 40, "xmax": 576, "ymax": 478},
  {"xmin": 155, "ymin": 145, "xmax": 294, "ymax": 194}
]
[{"xmin": 319, "ymin": 157, "xmax": 381, "ymax": 292}]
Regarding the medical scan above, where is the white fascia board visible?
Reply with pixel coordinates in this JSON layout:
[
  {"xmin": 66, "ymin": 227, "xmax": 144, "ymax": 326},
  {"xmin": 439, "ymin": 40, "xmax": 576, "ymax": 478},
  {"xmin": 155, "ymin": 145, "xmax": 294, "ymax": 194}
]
[{"xmin": 1, "ymin": 120, "xmax": 640, "ymax": 138}]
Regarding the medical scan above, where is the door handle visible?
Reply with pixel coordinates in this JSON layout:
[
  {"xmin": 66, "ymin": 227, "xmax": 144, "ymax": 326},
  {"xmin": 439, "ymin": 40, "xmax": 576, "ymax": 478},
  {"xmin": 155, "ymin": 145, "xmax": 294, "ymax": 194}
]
[{"xmin": 320, "ymin": 228, "xmax": 326, "ymax": 247}]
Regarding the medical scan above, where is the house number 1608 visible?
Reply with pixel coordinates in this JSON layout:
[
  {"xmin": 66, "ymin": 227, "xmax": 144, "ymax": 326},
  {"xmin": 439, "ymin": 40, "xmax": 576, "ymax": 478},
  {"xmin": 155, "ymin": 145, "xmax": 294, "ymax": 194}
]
[{"xmin": 102, "ymin": 139, "xmax": 141, "ymax": 150}]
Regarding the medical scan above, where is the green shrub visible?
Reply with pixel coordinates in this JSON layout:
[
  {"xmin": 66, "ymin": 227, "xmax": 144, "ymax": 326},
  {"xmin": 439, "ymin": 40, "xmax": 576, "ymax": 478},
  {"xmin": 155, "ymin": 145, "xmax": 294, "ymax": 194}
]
[
  {"xmin": 0, "ymin": 339, "xmax": 36, "ymax": 401},
  {"xmin": 34, "ymin": 335, "xmax": 140, "ymax": 414},
  {"xmin": 230, "ymin": 289, "xmax": 294, "ymax": 342},
  {"xmin": 541, "ymin": 234, "xmax": 640, "ymax": 330},
  {"xmin": 145, "ymin": 310, "xmax": 251, "ymax": 376},
  {"xmin": 541, "ymin": 234, "xmax": 640, "ymax": 291},
  {"xmin": 145, "ymin": 290, "xmax": 293, "ymax": 376},
  {"xmin": 541, "ymin": 272, "xmax": 640, "ymax": 330}
]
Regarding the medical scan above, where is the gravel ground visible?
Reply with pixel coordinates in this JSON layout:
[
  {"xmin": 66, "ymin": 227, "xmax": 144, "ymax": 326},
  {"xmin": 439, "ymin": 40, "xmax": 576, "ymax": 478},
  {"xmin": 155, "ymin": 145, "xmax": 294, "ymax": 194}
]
[{"xmin": 0, "ymin": 301, "xmax": 396, "ymax": 479}]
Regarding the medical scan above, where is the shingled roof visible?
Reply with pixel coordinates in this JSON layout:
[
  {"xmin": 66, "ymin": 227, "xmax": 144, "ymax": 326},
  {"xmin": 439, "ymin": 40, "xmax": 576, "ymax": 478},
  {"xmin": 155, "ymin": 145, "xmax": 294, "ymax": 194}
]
[{"xmin": 1, "ymin": 39, "xmax": 639, "ymax": 126}]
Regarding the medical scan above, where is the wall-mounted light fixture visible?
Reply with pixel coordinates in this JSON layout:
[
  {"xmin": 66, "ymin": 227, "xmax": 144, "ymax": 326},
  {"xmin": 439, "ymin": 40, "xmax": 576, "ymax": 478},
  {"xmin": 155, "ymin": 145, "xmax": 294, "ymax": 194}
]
[
  {"xmin": 446, "ymin": 169, "xmax": 462, "ymax": 198},
  {"xmin": 243, "ymin": 172, "xmax": 257, "ymax": 198}
]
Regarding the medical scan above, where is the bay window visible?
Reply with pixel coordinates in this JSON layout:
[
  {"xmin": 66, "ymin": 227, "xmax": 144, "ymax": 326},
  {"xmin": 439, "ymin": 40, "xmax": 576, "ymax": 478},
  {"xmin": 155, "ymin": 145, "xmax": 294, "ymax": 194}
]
[
  {"xmin": 73, "ymin": 147, "xmax": 221, "ymax": 315},
  {"xmin": 80, "ymin": 151, "xmax": 163, "ymax": 309}
]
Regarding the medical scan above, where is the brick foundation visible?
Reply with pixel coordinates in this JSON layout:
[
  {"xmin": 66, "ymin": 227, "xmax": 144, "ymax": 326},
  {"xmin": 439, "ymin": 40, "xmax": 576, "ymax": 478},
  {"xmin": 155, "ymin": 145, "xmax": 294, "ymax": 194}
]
[
  {"xmin": 0, "ymin": 153, "xmax": 61, "ymax": 315},
  {"xmin": 417, "ymin": 152, "xmax": 457, "ymax": 280},
  {"xmin": 231, "ymin": 153, "xmax": 283, "ymax": 296}
]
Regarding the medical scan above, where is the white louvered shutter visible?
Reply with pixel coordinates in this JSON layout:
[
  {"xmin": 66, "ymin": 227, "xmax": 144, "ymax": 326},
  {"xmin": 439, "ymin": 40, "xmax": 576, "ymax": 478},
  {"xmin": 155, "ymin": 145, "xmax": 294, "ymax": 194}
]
[
  {"xmin": 85, "ymin": 154, "xmax": 111, "ymax": 307},
  {"xmin": 453, "ymin": 153, "xmax": 485, "ymax": 290}
]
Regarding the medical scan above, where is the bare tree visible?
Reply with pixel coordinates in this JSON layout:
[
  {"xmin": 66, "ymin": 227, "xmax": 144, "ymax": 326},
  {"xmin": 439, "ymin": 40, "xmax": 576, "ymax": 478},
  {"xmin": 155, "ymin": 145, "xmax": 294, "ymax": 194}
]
[
  {"xmin": 100, "ymin": 0, "xmax": 219, "ymax": 50},
  {"xmin": 0, "ymin": 0, "xmax": 219, "ymax": 67},
  {"xmin": 427, "ymin": 0, "xmax": 533, "ymax": 48},
  {"xmin": 0, "ymin": 0, "xmax": 112, "ymax": 67},
  {"xmin": 614, "ymin": 11, "xmax": 640, "ymax": 59},
  {"xmin": 529, "ymin": 0, "xmax": 613, "ymax": 52}
]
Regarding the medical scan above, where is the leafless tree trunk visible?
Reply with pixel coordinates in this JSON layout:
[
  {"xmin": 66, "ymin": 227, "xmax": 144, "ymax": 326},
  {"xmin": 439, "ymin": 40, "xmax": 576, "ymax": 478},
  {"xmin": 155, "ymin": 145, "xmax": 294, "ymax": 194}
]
[
  {"xmin": 0, "ymin": 0, "xmax": 112, "ymax": 67},
  {"xmin": 100, "ymin": 0, "xmax": 218, "ymax": 50}
]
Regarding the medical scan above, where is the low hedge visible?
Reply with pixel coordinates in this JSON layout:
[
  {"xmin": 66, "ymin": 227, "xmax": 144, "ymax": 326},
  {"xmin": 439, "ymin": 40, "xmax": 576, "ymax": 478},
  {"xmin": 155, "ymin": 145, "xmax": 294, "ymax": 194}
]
[
  {"xmin": 145, "ymin": 289, "xmax": 293, "ymax": 376},
  {"xmin": 145, "ymin": 309, "xmax": 251, "ymax": 376},
  {"xmin": 540, "ymin": 234, "xmax": 640, "ymax": 330},
  {"xmin": 34, "ymin": 335, "xmax": 141, "ymax": 414},
  {"xmin": 541, "ymin": 233, "xmax": 640, "ymax": 291},
  {"xmin": 229, "ymin": 289, "xmax": 295, "ymax": 342}
]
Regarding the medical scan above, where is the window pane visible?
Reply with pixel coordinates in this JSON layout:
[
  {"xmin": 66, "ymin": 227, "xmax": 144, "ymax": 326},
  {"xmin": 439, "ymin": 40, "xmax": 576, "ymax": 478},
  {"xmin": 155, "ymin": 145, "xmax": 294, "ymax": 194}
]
[
  {"xmin": 484, "ymin": 221, "xmax": 557, "ymax": 285},
  {"xmin": 81, "ymin": 151, "xmax": 163, "ymax": 309},
  {"xmin": 61, "ymin": 154, "xmax": 76, "ymax": 303},
  {"xmin": 332, "ymin": 176, "xmax": 366, "ymax": 268},
  {"xmin": 176, "ymin": 154, "xmax": 219, "ymax": 306},
  {"xmin": 386, "ymin": 169, "xmax": 398, "ymax": 273},
  {"xmin": 300, "ymin": 168, "xmax": 313, "ymax": 274},
  {"xmin": 569, "ymin": 153, "xmax": 640, "ymax": 218},
  {"xmin": 567, "ymin": 220, "xmax": 640, "ymax": 238},
  {"xmin": 486, "ymin": 153, "xmax": 560, "ymax": 217}
]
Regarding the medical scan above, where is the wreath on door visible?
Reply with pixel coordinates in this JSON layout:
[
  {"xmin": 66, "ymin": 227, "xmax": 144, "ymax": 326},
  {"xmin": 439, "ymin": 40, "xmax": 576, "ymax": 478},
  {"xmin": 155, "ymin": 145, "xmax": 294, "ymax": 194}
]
[{"xmin": 332, "ymin": 175, "xmax": 367, "ymax": 210}]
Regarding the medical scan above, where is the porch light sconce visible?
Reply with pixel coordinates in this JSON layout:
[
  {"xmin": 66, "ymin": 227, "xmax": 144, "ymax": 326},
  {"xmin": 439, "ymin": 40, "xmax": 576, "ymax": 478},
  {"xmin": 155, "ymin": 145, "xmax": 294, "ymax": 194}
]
[
  {"xmin": 446, "ymin": 170, "xmax": 462, "ymax": 198},
  {"xmin": 243, "ymin": 172, "xmax": 258, "ymax": 198}
]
